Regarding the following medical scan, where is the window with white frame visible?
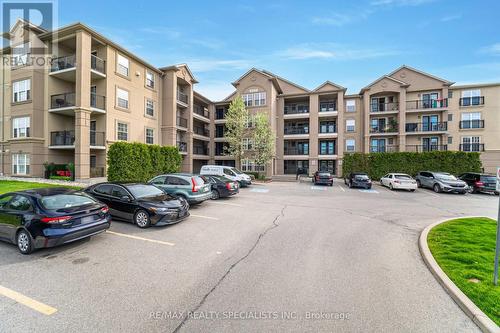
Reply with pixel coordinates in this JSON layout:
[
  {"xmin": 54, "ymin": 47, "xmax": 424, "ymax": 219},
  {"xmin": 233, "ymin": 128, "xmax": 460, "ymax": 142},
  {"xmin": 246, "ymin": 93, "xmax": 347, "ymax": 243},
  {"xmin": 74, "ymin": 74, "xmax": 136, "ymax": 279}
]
[
  {"xmin": 346, "ymin": 119, "xmax": 355, "ymax": 132},
  {"xmin": 241, "ymin": 159, "xmax": 265, "ymax": 172},
  {"xmin": 117, "ymin": 54, "xmax": 129, "ymax": 76},
  {"xmin": 460, "ymin": 112, "xmax": 482, "ymax": 129},
  {"xmin": 242, "ymin": 89, "xmax": 266, "ymax": 107},
  {"xmin": 242, "ymin": 138, "xmax": 253, "ymax": 150},
  {"xmin": 146, "ymin": 70, "xmax": 155, "ymax": 88},
  {"xmin": 12, "ymin": 42, "xmax": 30, "ymax": 66},
  {"xmin": 245, "ymin": 115, "xmax": 256, "ymax": 128},
  {"xmin": 461, "ymin": 136, "xmax": 481, "ymax": 152},
  {"xmin": 346, "ymin": 139, "xmax": 355, "ymax": 152},
  {"xmin": 145, "ymin": 128, "xmax": 154, "ymax": 144},
  {"xmin": 12, "ymin": 117, "xmax": 30, "ymax": 138},
  {"xmin": 12, "ymin": 79, "xmax": 31, "ymax": 102},
  {"xmin": 461, "ymin": 89, "xmax": 482, "ymax": 106},
  {"xmin": 145, "ymin": 98, "xmax": 154, "ymax": 117},
  {"xmin": 116, "ymin": 87, "xmax": 129, "ymax": 109},
  {"xmin": 12, "ymin": 153, "xmax": 30, "ymax": 175},
  {"xmin": 117, "ymin": 122, "xmax": 128, "ymax": 141},
  {"xmin": 346, "ymin": 100, "xmax": 356, "ymax": 112}
]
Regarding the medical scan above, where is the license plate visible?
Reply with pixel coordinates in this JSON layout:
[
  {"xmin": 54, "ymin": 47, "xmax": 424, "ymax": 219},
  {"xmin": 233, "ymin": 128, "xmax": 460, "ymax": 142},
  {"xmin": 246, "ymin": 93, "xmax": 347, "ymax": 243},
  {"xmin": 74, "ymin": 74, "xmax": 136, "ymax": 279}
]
[{"xmin": 81, "ymin": 216, "xmax": 95, "ymax": 224}]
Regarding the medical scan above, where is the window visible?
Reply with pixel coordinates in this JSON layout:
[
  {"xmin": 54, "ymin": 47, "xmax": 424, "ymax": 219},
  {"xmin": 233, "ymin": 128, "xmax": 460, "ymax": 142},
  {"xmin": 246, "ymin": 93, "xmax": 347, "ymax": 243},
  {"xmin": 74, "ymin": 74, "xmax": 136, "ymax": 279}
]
[
  {"xmin": 346, "ymin": 119, "xmax": 355, "ymax": 132},
  {"xmin": 8, "ymin": 195, "xmax": 32, "ymax": 211},
  {"xmin": 243, "ymin": 138, "xmax": 253, "ymax": 150},
  {"xmin": 117, "ymin": 122, "xmax": 128, "ymax": 141},
  {"xmin": 245, "ymin": 115, "xmax": 255, "ymax": 128},
  {"xmin": 146, "ymin": 128, "xmax": 154, "ymax": 144},
  {"xmin": 12, "ymin": 117, "xmax": 30, "ymax": 138},
  {"xmin": 242, "ymin": 91, "xmax": 266, "ymax": 107},
  {"xmin": 116, "ymin": 88, "xmax": 129, "ymax": 109},
  {"xmin": 448, "ymin": 136, "xmax": 453, "ymax": 144},
  {"xmin": 241, "ymin": 159, "xmax": 264, "ymax": 172},
  {"xmin": 12, "ymin": 42, "xmax": 30, "ymax": 66},
  {"xmin": 346, "ymin": 139, "xmax": 355, "ymax": 152},
  {"xmin": 145, "ymin": 99, "xmax": 154, "ymax": 117},
  {"xmin": 12, "ymin": 153, "xmax": 30, "ymax": 175},
  {"xmin": 448, "ymin": 91, "xmax": 453, "ymax": 99},
  {"xmin": 117, "ymin": 54, "xmax": 129, "ymax": 76},
  {"xmin": 461, "ymin": 89, "xmax": 481, "ymax": 106},
  {"xmin": 150, "ymin": 176, "xmax": 167, "ymax": 185},
  {"xmin": 460, "ymin": 112, "xmax": 481, "ymax": 129},
  {"xmin": 447, "ymin": 114, "xmax": 453, "ymax": 122},
  {"xmin": 110, "ymin": 185, "xmax": 129, "ymax": 198},
  {"xmin": 319, "ymin": 140, "xmax": 336, "ymax": 155},
  {"xmin": 461, "ymin": 136, "xmax": 481, "ymax": 152},
  {"xmin": 95, "ymin": 184, "xmax": 113, "ymax": 195},
  {"xmin": 346, "ymin": 100, "xmax": 356, "ymax": 112},
  {"xmin": 12, "ymin": 79, "xmax": 31, "ymax": 102},
  {"xmin": 146, "ymin": 70, "xmax": 155, "ymax": 88}
]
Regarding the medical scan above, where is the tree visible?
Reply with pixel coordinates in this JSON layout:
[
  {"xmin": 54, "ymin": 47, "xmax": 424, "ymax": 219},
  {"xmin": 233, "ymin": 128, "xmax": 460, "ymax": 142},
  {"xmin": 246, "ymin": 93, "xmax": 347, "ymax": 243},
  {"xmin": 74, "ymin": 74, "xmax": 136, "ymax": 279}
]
[
  {"xmin": 252, "ymin": 112, "xmax": 275, "ymax": 175},
  {"xmin": 224, "ymin": 96, "xmax": 249, "ymax": 166}
]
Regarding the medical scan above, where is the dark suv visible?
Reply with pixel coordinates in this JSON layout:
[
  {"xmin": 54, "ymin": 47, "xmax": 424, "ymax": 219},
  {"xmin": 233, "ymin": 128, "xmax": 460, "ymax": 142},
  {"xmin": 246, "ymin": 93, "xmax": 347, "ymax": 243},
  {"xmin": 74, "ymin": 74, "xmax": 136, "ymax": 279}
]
[
  {"xmin": 344, "ymin": 172, "xmax": 372, "ymax": 189},
  {"xmin": 458, "ymin": 173, "xmax": 499, "ymax": 195}
]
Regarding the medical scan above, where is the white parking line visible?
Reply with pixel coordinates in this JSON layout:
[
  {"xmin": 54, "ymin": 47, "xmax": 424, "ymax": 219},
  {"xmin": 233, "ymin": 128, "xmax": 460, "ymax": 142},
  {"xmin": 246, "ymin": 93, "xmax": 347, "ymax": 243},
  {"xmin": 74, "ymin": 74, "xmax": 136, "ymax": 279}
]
[
  {"xmin": 419, "ymin": 190, "xmax": 440, "ymax": 198},
  {"xmin": 338, "ymin": 185, "xmax": 346, "ymax": 192},
  {"xmin": 0, "ymin": 285, "xmax": 57, "ymax": 315},
  {"xmin": 190, "ymin": 214, "xmax": 220, "ymax": 220},
  {"xmin": 106, "ymin": 231, "xmax": 175, "ymax": 246},
  {"xmin": 250, "ymin": 188, "xmax": 269, "ymax": 193},
  {"xmin": 209, "ymin": 201, "xmax": 243, "ymax": 207},
  {"xmin": 311, "ymin": 186, "xmax": 326, "ymax": 191}
]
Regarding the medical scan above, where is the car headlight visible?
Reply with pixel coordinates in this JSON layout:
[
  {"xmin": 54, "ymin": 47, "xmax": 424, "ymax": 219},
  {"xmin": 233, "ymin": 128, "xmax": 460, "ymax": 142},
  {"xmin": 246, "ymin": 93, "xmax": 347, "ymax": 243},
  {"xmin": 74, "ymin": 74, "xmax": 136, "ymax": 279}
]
[{"xmin": 150, "ymin": 207, "xmax": 175, "ymax": 213}]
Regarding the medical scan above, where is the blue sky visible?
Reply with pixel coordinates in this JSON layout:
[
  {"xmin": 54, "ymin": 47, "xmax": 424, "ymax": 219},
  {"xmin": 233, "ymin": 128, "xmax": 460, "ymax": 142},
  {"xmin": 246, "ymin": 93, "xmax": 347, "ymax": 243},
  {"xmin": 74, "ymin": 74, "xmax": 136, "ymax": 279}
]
[{"xmin": 23, "ymin": 0, "xmax": 500, "ymax": 99}]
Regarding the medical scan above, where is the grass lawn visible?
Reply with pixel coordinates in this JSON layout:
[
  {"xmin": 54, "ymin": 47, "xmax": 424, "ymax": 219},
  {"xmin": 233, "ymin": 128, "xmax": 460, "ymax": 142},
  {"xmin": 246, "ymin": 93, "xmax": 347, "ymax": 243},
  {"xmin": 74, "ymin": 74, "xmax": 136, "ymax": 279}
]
[
  {"xmin": 428, "ymin": 217, "xmax": 500, "ymax": 326},
  {"xmin": 0, "ymin": 180, "xmax": 81, "ymax": 195}
]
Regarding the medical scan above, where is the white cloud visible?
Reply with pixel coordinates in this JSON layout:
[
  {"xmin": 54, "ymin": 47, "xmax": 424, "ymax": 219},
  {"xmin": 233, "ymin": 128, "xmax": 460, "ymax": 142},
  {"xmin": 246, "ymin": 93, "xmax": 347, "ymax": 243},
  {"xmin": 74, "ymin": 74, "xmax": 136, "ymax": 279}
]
[
  {"xmin": 440, "ymin": 13, "xmax": 462, "ymax": 22},
  {"xmin": 187, "ymin": 59, "xmax": 253, "ymax": 72},
  {"xmin": 479, "ymin": 43, "xmax": 500, "ymax": 56},
  {"xmin": 276, "ymin": 43, "xmax": 401, "ymax": 60},
  {"xmin": 312, "ymin": 10, "xmax": 371, "ymax": 27}
]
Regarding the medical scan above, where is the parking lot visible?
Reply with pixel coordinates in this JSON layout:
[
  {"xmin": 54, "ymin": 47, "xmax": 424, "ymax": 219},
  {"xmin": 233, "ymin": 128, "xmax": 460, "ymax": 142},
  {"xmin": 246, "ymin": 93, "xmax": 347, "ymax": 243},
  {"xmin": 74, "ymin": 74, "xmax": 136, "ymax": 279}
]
[{"xmin": 0, "ymin": 180, "xmax": 498, "ymax": 332}]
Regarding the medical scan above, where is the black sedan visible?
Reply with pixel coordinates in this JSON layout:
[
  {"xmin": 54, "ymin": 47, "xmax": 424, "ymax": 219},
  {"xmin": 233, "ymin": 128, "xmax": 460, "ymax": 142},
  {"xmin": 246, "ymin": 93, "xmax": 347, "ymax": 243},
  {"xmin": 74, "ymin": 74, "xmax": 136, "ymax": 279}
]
[
  {"xmin": 201, "ymin": 175, "xmax": 239, "ymax": 199},
  {"xmin": 344, "ymin": 172, "xmax": 372, "ymax": 189},
  {"xmin": 313, "ymin": 171, "xmax": 334, "ymax": 186},
  {"xmin": 85, "ymin": 183, "xmax": 189, "ymax": 228},
  {"xmin": 0, "ymin": 188, "xmax": 111, "ymax": 254}
]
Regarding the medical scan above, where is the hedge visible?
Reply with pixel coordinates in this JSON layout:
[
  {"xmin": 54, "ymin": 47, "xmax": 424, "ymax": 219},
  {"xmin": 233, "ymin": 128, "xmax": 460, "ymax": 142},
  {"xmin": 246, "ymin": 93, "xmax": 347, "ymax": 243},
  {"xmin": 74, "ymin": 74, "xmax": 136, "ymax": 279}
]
[
  {"xmin": 342, "ymin": 151, "xmax": 482, "ymax": 180},
  {"xmin": 107, "ymin": 142, "xmax": 182, "ymax": 182}
]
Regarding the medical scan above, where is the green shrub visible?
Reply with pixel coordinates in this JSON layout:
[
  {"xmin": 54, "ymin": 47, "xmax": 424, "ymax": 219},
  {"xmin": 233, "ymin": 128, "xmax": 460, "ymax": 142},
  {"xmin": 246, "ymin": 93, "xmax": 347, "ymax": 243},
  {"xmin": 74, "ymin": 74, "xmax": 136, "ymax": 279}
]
[
  {"xmin": 107, "ymin": 142, "xmax": 181, "ymax": 182},
  {"xmin": 342, "ymin": 151, "xmax": 482, "ymax": 180},
  {"xmin": 49, "ymin": 176, "xmax": 71, "ymax": 181}
]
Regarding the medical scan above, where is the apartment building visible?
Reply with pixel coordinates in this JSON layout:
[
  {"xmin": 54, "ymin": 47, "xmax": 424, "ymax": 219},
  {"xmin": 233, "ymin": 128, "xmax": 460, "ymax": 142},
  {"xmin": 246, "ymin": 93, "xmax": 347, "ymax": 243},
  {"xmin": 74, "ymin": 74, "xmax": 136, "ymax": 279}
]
[{"xmin": 1, "ymin": 20, "xmax": 499, "ymax": 180}]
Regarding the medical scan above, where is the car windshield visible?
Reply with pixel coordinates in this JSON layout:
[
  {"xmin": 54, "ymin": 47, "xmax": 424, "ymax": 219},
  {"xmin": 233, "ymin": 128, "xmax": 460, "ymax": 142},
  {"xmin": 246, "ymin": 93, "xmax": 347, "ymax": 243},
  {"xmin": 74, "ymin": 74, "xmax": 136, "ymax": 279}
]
[
  {"xmin": 395, "ymin": 175, "xmax": 412, "ymax": 180},
  {"xmin": 41, "ymin": 193, "xmax": 97, "ymax": 210},
  {"xmin": 231, "ymin": 168, "xmax": 243, "ymax": 175},
  {"xmin": 355, "ymin": 175, "xmax": 369, "ymax": 180},
  {"xmin": 436, "ymin": 174, "xmax": 457, "ymax": 181},
  {"xmin": 126, "ymin": 184, "xmax": 165, "ymax": 198}
]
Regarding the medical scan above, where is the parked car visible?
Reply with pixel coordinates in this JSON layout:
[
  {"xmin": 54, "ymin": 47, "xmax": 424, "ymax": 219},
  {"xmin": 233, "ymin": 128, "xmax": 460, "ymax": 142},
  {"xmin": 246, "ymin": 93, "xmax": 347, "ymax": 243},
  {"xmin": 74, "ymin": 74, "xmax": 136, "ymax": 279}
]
[
  {"xmin": 415, "ymin": 171, "xmax": 468, "ymax": 194},
  {"xmin": 148, "ymin": 173, "xmax": 212, "ymax": 204},
  {"xmin": 201, "ymin": 175, "xmax": 239, "ymax": 199},
  {"xmin": 85, "ymin": 183, "xmax": 189, "ymax": 228},
  {"xmin": 200, "ymin": 165, "xmax": 252, "ymax": 187},
  {"xmin": 313, "ymin": 171, "xmax": 334, "ymax": 186},
  {"xmin": 0, "ymin": 188, "xmax": 111, "ymax": 254},
  {"xmin": 458, "ymin": 172, "xmax": 499, "ymax": 195},
  {"xmin": 344, "ymin": 172, "xmax": 372, "ymax": 189},
  {"xmin": 380, "ymin": 173, "xmax": 417, "ymax": 191}
]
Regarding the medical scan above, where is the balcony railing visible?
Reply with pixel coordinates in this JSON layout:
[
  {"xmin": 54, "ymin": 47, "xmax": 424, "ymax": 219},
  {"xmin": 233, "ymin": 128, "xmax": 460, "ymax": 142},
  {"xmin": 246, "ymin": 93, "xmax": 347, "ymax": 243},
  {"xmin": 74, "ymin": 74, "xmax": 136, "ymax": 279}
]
[
  {"xmin": 50, "ymin": 54, "xmax": 76, "ymax": 72},
  {"xmin": 406, "ymin": 145, "xmax": 448, "ymax": 152},
  {"xmin": 193, "ymin": 126, "xmax": 209, "ymax": 137},
  {"xmin": 319, "ymin": 148, "xmax": 336, "ymax": 155},
  {"xmin": 51, "ymin": 131, "xmax": 75, "ymax": 146},
  {"xmin": 459, "ymin": 120, "xmax": 484, "ymax": 129},
  {"xmin": 459, "ymin": 96, "xmax": 484, "ymax": 107},
  {"xmin": 284, "ymin": 105, "xmax": 309, "ymax": 115},
  {"xmin": 90, "ymin": 131, "xmax": 105, "ymax": 146},
  {"xmin": 177, "ymin": 90, "xmax": 188, "ymax": 104},
  {"xmin": 370, "ymin": 125, "xmax": 398, "ymax": 134},
  {"xmin": 406, "ymin": 98, "xmax": 448, "ymax": 110},
  {"xmin": 284, "ymin": 147, "xmax": 309, "ymax": 155},
  {"xmin": 405, "ymin": 122, "xmax": 447, "ymax": 132},
  {"xmin": 319, "ymin": 125, "xmax": 336, "ymax": 134},
  {"xmin": 193, "ymin": 146, "xmax": 209, "ymax": 155},
  {"xmin": 319, "ymin": 102, "xmax": 337, "ymax": 112},
  {"xmin": 370, "ymin": 102, "xmax": 399, "ymax": 113},
  {"xmin": 284, "ymin": 127, "xmax": 309, "ymax": 135},
  {"xmin": 90, "ymin": 54, "xmax": 106, "ymax": 74},
  {"xmin": 90, "ymin": 93, "xmax": 106, "ymax": 110},
  {"xmin": 194, "ymin": 106, "xmax": 209, "ymax": 118},
  {"xmin": 51, "ymin": 92, "xmax": 75, "ymax": 109},
  {"xmin": 176, "ymin": 141, "xmax": 187, "ymax": 152},
  {"xmin": 176, "ymin": 117, "xmax": 188, "ymax": 128},
  {"xmin": 460, "ymin": 143, "xmax": 485, "ymax": 152},
  {"xmin": 370, "ymin": 145, "xmax": 399, "ymax": 153}
]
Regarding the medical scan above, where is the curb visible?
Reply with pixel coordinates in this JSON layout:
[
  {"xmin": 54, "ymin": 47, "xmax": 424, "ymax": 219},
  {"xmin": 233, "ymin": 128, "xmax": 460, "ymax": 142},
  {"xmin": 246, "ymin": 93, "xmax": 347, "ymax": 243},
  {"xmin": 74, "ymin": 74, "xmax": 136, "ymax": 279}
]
[{"xmin": 419, "ymin": 217, "xmax": 500, "ymax": 333}]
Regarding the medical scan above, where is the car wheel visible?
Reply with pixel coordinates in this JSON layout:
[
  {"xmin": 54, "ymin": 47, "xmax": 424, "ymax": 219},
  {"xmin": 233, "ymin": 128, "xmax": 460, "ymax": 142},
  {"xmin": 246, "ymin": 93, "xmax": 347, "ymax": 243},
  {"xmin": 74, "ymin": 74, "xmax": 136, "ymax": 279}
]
[
  {"xmin": 495, "ymin": 192, "xmax": 499, "ymax": 196},
  {"xmin": 389, "ymin": 184, "xmax": 394, "ymax": 191},
  {"xmin": 416, "ymin": 180, "xmax": 422, "ymax": 188},
  {"xmin": 134, "ymin": 209, "xmax": 151, "ymax": 228},
  {"xmin": 17, "ymin": 229, "xmax": 33, "ymax": 255},
  {"xmin": 211, "ymin": 189, "xmax": 220, "ymax": 200},
  {"xmin": 433, "ymin": 184, "xmax": 441, "ymax": 193},
  {"xmin": 410, "ymin": 189, "xmax": 415, "ymax": 192},
  {"xmin": 367, "ymin": 185, "xmax": 372, "ymax": 190}
]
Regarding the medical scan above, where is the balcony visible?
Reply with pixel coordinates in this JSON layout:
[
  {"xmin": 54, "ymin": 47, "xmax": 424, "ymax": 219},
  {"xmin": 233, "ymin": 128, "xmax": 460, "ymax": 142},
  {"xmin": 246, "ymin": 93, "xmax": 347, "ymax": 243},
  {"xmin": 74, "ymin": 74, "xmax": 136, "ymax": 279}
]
[
  {"xmin": 460, "ymin": 143, "xmax": 485, "ymax": 152},
  {"xmin": 319, "ymin": 123, "xmax": 336, "ymax": 134},
  {"xmin": 406, "ymin": 145, "xmax": 448, "ymax": 152},
  {"xmin": 193, "ymin": 126, "xmax": 210, "ymax": 137},
  {"xmin": 90, "ymin": 131, "xmax": 105, "ymax": 147},
  {"xmin": 370, "ymin": 145, "xmax": 399, "ymax": 153},
  {"xmin": 459, "ymin": 120, "xmax": 484, "ymax": 129},
  {"xmin": 193, "ymin": 146, "xmax": 209, "ymax": 156},
  {"xmin": 50, "ymin": 54, "xmax": 76, "ymax": 72},
  {"xmin": 50, "ymin": 92, "xmax": 75, "ymax": 110},
  {"xmin": 405, "ymin": 122, "xmax": 447, "ymax": 133},
  {"xmin": 459, "ymin": 96, "xmax": 484, "ymax": 107},
  {"xmin": 176, "ymin": 117, "xmax": 188, "ymax": 129},
  {"xmin": 370, "ymin": 124, "xmax": 398, "ymax": 134},
  {"xmin": 90, "ymin": 93, "xmax": 106, "ymax": 112},
  {"xmin": 90, "ymin": 54, "xmax": 106, "ymax": 77},
  {"xmin": 284, "ymin": 104, "xmax": 309, "ymax": 115},
  {"xmin": 319, "ymin": 102, "xmax": 337, "ymax": 112},
  {"xmin": 284, "ymin": 147, "xmax": 309, "ymax": 155},
  {"xmin": 215, "ymin": 108, "xmax": 227, "ymax": 120},
  {"xmin": 50, "ymin": 130, "xmax": 74, "ymax": 147},
  {"xmin": 284, "ymin": 127, "xmax": 309, "ymax": 135},
  {"xmin": 177, "ymin": 141, "xmax": 188, "ymax": 153},
  {"xmin": 406, "ymin": 98, "xmax": 448, "ymax": 111},
  {"xmin": 177, "ymin": 90, "xmax": 189, "ymax": 106},
  {"xmin": 194, "ymin": 105, "xmax": 210, "ymax": 119},
  {"xmin": 370, "ymin": 102, "xmax": 399, "ymax": 113}
]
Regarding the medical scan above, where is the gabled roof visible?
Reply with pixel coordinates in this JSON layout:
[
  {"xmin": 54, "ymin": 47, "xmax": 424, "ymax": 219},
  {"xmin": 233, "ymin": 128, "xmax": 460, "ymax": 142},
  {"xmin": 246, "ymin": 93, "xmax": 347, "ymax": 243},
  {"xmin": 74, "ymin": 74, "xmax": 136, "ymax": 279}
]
[
  {"xmin": 160, "ymin": 63, "xmax": 199, "ymax": 83},
  {"xmin": 360, "ymin": 75, "xmax": 410, "ymax": 94},
  {"xmin": 193, "ymin": 90, "xmax": 213, "ymax": 104},
  {"xmin": 262, "ymin": 70, "xmax": 310, "ymax": 93},
  {"xmin": 222, "ymin": 91, "xmax": 237, "ymax": 102},
  {"xmin": 10, "ymin": 18, "xmax": 47, "ymax": 34},
  {"xmin": 312, "ymin": 80, "xmax": 346, "ymax": 92},
  {"xmin": 231, "ymin": 68, "xmax": 283, "ymax": 94},
  {"xmin": 388, "ymin": 65, "xmax": 454, "ymax": 85}
]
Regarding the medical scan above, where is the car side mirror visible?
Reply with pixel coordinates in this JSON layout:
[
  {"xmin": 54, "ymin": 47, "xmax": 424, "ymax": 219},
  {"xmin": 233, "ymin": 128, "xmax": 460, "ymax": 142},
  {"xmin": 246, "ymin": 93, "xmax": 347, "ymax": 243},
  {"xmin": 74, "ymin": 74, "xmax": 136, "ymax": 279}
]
[{"xmin": 120, "ymin": 195, "xmax": 131, "ymax": 202}]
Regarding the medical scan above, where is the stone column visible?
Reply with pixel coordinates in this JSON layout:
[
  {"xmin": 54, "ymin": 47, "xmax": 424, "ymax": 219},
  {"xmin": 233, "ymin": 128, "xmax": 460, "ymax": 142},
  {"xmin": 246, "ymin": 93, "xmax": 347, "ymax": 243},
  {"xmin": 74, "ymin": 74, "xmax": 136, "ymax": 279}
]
[
  {"xmin": 275, "ymin": 98, "xmax": 284, "ymax": 175},
  {"xmin": 309, "ymin": 94, "xmax": 319, "ymax": 175},
  {"xmin": 363, "ymin": 92, "xmax": 371, "ymax": 153},
  {"xmin": 336, "ymin": 92, "xmax": 345, "ymax": 177},
  {"xmin": 398, "ymin": 88, "xmax": 407, "ymax": 152},
  {"xmin": 75, "ymin": 109, "xmax": 91, "ymax": 179}
]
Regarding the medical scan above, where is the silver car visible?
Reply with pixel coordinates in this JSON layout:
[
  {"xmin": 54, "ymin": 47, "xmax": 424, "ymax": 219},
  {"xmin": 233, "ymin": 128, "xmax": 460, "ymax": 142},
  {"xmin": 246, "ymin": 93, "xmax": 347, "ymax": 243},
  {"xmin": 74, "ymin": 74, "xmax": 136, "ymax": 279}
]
[{"xmin": 415, "ymin": 171, "xmax": 468, "ymax": 194}]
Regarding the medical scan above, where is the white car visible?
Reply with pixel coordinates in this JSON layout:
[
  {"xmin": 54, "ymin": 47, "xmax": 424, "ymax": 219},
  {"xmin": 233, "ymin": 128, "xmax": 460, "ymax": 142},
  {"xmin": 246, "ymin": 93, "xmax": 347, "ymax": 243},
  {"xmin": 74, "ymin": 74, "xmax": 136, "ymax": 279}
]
[
  {"xmin": 380, "ymin": 173, "xmax": 418, "ymax": 191},
  {"xmin": 200, "ymin": 165, "xmax": 252, "ymax": 187}
]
